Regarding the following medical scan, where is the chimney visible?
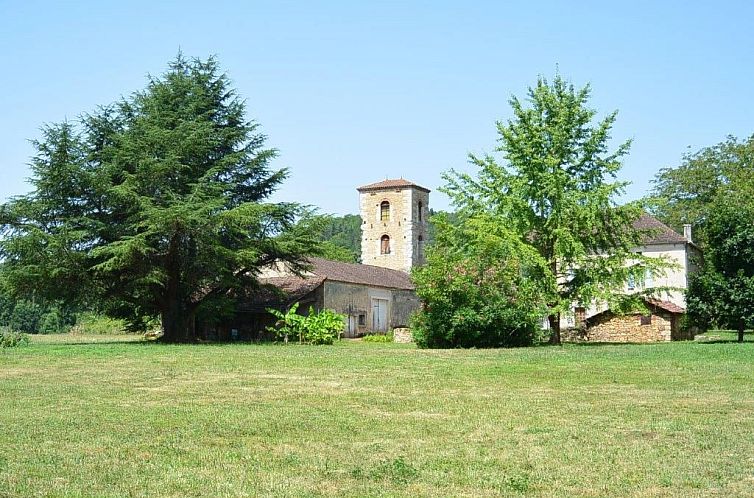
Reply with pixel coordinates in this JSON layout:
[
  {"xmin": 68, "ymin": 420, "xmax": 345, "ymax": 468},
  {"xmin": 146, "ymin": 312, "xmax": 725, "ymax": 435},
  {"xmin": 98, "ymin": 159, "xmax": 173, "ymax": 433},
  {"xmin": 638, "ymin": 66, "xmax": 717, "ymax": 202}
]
[{"xmin": 683, "ymin": 224, "xmax": 692, "ymax": 243}]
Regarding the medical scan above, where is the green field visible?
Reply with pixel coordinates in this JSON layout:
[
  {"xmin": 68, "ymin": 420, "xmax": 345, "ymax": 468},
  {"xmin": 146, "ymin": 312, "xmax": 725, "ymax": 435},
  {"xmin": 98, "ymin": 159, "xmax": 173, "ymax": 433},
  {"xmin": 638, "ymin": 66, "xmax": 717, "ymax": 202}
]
[{"xmin": 1, "ymin": 335, "xmax": 753, "ymax": 497}]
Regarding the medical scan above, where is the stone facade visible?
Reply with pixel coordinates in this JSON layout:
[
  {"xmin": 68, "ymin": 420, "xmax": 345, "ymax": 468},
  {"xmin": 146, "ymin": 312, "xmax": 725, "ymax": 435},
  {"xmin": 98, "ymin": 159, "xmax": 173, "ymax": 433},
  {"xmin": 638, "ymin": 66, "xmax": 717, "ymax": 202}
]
[
  {"xmin": 393, "ymin": 327, "xmax": 413, "ymax": 343},
  {"xmin": 560, "ymin": 214, "xmax": 702, "ymax": 330},
  {"xmin": 564, "ymin": 306, "xmax": 692, "ymax": 343},
  {"xmin": 584, "ymin": 312, "xmax": 675, "ymax": 342},
  {"xmin": 358, "ymin": 180, "xmax": 430, "ymax": 273}
]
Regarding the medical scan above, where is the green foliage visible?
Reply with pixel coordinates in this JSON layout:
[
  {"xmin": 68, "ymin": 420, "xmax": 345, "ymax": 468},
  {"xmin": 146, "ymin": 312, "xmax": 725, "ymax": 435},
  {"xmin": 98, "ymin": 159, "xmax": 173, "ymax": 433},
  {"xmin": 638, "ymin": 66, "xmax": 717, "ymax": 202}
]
[
  {"xmin": 0, "ymin": 55, "xmax": 322, "ymax": 342},
  {"xmin": 7, "ymin": 301, "xmax": 42, "ymax": 334},
  {"xmin": 38, "ymin": 307, "xmax": 67, "ymax": 335},
  {"xmin": 316, "ymin": 214, "xmax": 362, "ymax": 262},
  {"xmin": 0, "ymin": 292, "xmax": 74, "ymax": 334},
  {"xmin": 266, "ymin": 302, "xmax": 345, "ymax": 345},
  {"xmin": 412, "ymin": 213, "xmax": 549, "ymax": 348},
  {"xmin": 687, "ymin": 196, "xmax": 754, "ymax": 341},
  {"xmin": 649, "ymin": 134, "xmax": 754, "ymax": 250},
  {"xmin": 0, "ymin": 327, "xmax": 29, "ymax": 348},
  {"xmin": 317, "ymin": 240, "xmax": 359, "ymax": 263},
  {"xmin": 70, "ymin": 312, "xmax": 127, "ymax": 335},
  {"xmin": 362, "ymin": 332, "xmax": 393, "ymax": 343},
  {"xmin": 441, "ymin": 73, "xmax": 670, "ymax": 343}
]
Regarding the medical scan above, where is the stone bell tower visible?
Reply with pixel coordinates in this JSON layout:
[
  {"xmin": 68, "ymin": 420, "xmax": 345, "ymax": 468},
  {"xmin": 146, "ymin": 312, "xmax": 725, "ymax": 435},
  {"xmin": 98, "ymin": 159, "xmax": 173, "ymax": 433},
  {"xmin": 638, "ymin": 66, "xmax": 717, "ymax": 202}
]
[{"xmin": 357, "ymin": 178, "xmax": 430, "ymax": 273}]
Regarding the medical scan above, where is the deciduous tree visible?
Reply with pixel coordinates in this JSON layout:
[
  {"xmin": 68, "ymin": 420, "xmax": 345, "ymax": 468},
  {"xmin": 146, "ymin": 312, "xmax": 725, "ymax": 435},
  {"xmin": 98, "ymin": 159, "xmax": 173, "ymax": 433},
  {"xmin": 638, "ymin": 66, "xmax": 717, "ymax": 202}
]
[
  {"xmin": 444, "ymin": 74, "xmax": 663, "ymax": 344},
  {"xmin": 649, "ymin": 135, "xmax": 754, "ymax": 249},
  {"xmin": 687, "ymin": 190, "xmax": 754, "ymax": 342}
]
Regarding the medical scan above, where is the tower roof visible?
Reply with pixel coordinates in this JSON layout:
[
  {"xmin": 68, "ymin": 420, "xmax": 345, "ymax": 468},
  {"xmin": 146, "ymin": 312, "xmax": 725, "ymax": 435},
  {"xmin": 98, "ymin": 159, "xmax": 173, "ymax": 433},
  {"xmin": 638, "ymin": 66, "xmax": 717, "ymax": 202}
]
[{"xmin": 357, "ymin": 178, "xmax": 430, "ymax": 193}]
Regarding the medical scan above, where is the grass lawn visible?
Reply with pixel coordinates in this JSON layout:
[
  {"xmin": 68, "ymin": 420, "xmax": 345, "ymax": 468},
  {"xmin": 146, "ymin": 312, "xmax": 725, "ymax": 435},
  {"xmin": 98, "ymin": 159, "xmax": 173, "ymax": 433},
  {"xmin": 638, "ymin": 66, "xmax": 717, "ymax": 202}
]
[{"xmin": 1, "ymin": 334, "xmax": 753, "ymax": 497}]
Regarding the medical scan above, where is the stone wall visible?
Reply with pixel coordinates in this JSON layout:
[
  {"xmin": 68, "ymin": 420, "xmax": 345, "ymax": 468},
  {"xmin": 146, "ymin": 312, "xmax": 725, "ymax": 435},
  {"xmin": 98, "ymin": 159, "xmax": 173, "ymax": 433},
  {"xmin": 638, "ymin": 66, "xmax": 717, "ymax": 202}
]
[
  {"xmin": 581, "ymin": 311, "xmax": 676, "ymax": 342},
  {"xmin": 393, "ymin": 327, "xmax": 413, "ymax": 343}
]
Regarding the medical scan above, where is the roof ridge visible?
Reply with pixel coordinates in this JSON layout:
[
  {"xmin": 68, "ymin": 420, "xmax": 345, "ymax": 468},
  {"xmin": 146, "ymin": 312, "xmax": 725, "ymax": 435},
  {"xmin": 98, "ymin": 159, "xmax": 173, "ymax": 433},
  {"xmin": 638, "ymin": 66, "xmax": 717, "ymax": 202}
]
[{"xmin": 356, "ymin": 178, "xmax": 430, "ymax": 192}]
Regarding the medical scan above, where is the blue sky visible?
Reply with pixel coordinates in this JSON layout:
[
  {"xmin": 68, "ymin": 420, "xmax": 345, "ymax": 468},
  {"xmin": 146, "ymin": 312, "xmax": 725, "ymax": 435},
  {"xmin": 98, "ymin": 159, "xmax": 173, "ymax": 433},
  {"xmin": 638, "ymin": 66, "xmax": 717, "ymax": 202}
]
[{"xmin": 1, "ymin": 1, "xmax": 752, "ymax": 214}]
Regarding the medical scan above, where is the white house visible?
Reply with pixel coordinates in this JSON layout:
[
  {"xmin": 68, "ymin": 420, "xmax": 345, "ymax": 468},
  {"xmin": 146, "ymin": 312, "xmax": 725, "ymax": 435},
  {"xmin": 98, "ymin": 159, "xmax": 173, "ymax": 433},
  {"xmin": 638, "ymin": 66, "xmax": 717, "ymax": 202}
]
[{"xmin": 562, "ymin": 213, "xmax": 702, "ymax": 340}]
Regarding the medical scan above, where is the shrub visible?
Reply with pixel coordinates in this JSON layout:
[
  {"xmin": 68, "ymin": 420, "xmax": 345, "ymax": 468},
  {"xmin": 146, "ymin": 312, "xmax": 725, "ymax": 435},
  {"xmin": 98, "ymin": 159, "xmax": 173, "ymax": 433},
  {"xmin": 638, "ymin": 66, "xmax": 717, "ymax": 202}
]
[
  {"xmin": 8, "ymin": 300, "xmax": 43, "ymax": 334},
  {"xmin": 411, "ymin": 214, "xmax": 549, "ymax": 348},
  {"xmin": 0, "ymin": 293, "xmax": 76, "ymax": 334},
  {"xmin": 362, "ymin": 333, "xmax": 393, "ymax": 343},
  {"xmin": 70, "ymin": 312, "xmax": 127, "ymax": 335},
  {"xmin": 38, "ymin": 306, "xmax": 76, "ymax": 334},
  {"xmin": 0, "ymin": 328, "xmax": 29, "ymax": 348},
  {"xmin": 267, "ymin": 303, "xmax": 345, "ymax": 345}
]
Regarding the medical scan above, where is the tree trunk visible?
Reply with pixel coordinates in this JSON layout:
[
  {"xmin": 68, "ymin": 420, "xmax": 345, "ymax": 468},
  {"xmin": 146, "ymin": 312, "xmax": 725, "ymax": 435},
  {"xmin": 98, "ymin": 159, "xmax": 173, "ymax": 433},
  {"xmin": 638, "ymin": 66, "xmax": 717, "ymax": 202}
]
[
  {"xmin": 160, "ymin": 299, "xmax": 197, "ymax": 343},
  {"xmin": 159, "ymin": 234, "xmax": 197, "ymax": 343},
  {"xmin": 548, "ymin": 313, "xmax": 561, "ymax": 345},
  {"xmin": 738, "ymin": 323, "xmax": 745, "ymax": 343}
]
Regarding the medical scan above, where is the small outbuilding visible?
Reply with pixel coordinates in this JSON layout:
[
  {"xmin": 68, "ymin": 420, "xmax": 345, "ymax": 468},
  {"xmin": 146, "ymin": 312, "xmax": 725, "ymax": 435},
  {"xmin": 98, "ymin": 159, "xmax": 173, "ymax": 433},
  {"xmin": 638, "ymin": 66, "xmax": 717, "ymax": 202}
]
[{"xmin": 578, "ymin": 298, "xmax": 691, "ymax": 343}]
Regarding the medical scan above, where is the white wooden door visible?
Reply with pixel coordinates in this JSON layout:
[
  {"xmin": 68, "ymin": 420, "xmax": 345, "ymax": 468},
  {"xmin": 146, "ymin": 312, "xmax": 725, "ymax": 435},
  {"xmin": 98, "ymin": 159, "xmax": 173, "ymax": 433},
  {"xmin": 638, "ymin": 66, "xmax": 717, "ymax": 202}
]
[
  {"xmin": 371, "ymin": 298, "xmax": 389, "ymax": 332},
  {"xmin": 347, "ymin": 315, "xmax": 357, "ymax": 338}
]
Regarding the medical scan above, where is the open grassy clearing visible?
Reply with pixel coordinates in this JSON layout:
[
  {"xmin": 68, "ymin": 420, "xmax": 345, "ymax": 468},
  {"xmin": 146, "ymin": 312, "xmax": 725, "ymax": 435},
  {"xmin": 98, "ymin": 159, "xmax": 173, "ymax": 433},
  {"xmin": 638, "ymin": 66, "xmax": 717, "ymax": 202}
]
[{"xmin": 1, "ymin": 335, "xmax": 753, "ymax": 497}]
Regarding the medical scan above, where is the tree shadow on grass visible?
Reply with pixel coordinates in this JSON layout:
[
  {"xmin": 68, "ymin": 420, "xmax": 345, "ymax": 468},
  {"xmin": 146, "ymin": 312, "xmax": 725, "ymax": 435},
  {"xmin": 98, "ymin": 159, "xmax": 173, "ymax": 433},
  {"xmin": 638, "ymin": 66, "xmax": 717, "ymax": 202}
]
[
  {"xmin": 30, "ymin": 335, "xmax": 151, "ymax": 347},
  {"xmin": 34, "ymin": 335, "xmax": 287, "ymax": 347},
  {"xmin": 542, "ymin": 341, "xmax": 663, "ymax": 348},
  {"xmin": 692, "ymin": 337, "xmax": 754, "ymax": 345}
]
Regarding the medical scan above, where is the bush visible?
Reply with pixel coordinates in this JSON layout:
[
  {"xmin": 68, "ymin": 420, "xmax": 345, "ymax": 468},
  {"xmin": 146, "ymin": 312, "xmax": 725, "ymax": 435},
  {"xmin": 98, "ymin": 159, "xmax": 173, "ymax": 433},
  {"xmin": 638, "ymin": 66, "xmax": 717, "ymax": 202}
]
[
  {"xmin": 0, "ymin": 292, "xmax": 76, "ymax": 334},
  {"xmin": 362, "ymin": 333, "xmax": 393, "ymax": 343},
  {"xmin": 70, "ymin": 312, "xmax": 127, "ymax": 335},
  {"xmin": 8, "ymin": 300, "xmax": 43, "ymax": 334},
  {"xmin": 38, "ymin": 306, "xmax": 77, "ymax": 334},
  {"xmin": 411, "ymin": 215, "xmax": 549, "ymax": 348},
  {"xmin": 0, "ymin": 328, "xmax": 29, "ymax": 348},
  {"xmin": 267, "ymin": 303, "xmax": 345, "ymax": 345}
]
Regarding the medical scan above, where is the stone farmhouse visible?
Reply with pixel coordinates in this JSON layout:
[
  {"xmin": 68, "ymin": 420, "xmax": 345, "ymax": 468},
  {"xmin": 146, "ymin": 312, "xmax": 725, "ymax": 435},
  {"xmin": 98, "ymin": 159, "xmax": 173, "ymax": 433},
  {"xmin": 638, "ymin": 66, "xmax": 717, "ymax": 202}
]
[
  {"xmin": 564, "ymin": 213, "xmax": 702, "ymax": 342},
  {"xmin": 200, "ymin": 179, "xmax": 429, "ymax": 340},
  {"xmin": 201, "ymin": 176, "xmax": 700, "ymax": 343}
]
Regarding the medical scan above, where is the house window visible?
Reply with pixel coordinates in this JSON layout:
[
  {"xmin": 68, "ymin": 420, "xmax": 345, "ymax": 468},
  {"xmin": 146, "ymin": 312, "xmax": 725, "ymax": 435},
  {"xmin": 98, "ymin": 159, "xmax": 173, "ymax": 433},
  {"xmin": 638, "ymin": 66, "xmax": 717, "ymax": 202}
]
[
  {"xmin": 645, "ymin": 269, "xmax": 654, "ymax": 288},
  {"xmin": 358, "ymin": 314, "xmax": 366, "ymax": 326},
  {"xmin": 627, "ymin": 274, "xmax": 636, "ymax": 290},
  {"xmin": 380, "ymin": 235, "xmax": 391, "ymax": 254},
  {"xmin": 640, "ymin": 314, "xmax": 652, "ymax": 326},
  {"xmin": 380, "ymin": 201, "xmax": 390, "ymax": 221},
  {"xmin": 418, "ymin": 201, "xmax": 423, "ymax": 221}
]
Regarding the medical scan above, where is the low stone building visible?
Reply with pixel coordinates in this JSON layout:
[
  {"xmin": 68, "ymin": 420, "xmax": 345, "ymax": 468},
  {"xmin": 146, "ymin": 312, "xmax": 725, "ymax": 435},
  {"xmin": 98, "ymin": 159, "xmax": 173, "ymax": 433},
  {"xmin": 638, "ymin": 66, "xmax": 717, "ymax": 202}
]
[
  {"xmin": 202, "ymin": 178, "xmax": 430, "ymax": 341},
  {"xmin": 570, "ymin": 298, "xmax": 690, "ymax": 343},
  {"xmin": 201, "ymin": 257, "xmax": 420, "ymax": 340}
]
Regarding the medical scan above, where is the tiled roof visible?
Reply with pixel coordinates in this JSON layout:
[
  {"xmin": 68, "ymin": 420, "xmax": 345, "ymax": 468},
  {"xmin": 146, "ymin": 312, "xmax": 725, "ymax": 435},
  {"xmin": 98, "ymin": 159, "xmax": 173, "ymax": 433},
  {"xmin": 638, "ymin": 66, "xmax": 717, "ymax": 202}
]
[
  {"xmin": 237, "ymin": 275, "xmax": 325, "ymax": 311},
  {"xmin": 261, "ymin": 276, "xmax": 326, "ymax": 300},
  {"xmin": 646, "ymin": 298, "xmax": 685, "ymax": 314},
  {"xmin": 307, "ymin": 257, "xmax": 415, "ymax": 290},
  {"xmin": 249, "ymin": 257, "xmax": 415, "ymax": 310},
  {"xmin": 633, "ymin": 213, "xmax": 688, "ymax": 245},
  {"xmin": 357, "ymin": 178, "xmax": 430, "ymax": 193},
  {"xmin": 586, "ymin": 297, "xmax": 685, "ymax": 324}
]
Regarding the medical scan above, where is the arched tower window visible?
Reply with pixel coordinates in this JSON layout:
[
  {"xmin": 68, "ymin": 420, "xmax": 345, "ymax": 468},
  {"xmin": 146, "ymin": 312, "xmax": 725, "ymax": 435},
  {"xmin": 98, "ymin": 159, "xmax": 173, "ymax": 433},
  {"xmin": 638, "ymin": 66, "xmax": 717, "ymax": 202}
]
[
  {"xmin": 418, "ymin": 201, "xmax": 423, "ymax": 221},
  {"xmin": 380, "ymin": 235, "xmax": 391, "ymax": 254},
  {"xmin": 417, "ymin": 235, "xmax": 424, "ymax": 260},
  {"xmin": 380, "ymin": 201, "xmax": 390, "ymax": 221}
]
